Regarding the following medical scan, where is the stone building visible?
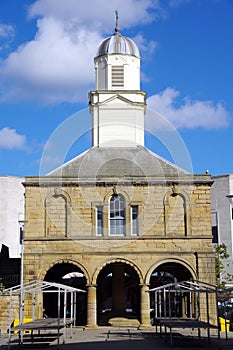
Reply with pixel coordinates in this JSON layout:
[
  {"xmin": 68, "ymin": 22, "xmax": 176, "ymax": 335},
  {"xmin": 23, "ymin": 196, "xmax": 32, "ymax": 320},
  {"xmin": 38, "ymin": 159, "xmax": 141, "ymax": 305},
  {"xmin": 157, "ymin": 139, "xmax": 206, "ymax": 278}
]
[{"xmin": 22, "ymin": 24, "xmax": 216, "ymax": 327}]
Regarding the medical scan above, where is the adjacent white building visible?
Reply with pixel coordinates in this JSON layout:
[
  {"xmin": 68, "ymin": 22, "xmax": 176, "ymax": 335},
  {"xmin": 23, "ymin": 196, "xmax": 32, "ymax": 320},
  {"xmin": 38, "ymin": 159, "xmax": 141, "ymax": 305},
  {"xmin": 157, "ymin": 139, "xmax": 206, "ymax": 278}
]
[
  {"xmin": 211, "ymin": 174, "xmax": 233, "ymax": 278},
  {"xmin": 0, "ymin": 176, "xmax": 24, "ymax": 258}
]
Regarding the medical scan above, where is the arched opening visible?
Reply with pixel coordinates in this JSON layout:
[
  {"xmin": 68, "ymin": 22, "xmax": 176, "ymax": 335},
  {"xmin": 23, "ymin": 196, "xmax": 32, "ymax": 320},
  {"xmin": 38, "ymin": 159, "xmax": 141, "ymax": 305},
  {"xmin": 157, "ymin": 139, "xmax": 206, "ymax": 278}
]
[
  {"xmin": 149, "ymin": 262, "xmax": 193, "ymax": 321},
  {"xmin": 43, "ymin": 262, "xmax": 87, "ymax": 325},
  {"xmin": 97, "ymin": 262, "xmax": 140, "ymax": 325}
]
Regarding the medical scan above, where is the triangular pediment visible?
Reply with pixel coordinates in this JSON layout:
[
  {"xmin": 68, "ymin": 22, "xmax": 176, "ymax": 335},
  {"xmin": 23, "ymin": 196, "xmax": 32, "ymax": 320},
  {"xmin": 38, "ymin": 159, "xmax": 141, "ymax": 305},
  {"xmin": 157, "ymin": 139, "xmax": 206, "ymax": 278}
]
[{"xmin": 99, "ymin": 94, "xmax": 136, "ymax": 106}]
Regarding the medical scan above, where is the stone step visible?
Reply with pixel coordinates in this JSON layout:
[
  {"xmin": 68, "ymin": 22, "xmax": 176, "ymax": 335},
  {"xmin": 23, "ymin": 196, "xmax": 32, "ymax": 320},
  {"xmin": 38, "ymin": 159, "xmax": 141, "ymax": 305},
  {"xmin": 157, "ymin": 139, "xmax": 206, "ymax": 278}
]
[{"xmin": 109, "ymin": 317, "xmax": 140, "ymax": 327}]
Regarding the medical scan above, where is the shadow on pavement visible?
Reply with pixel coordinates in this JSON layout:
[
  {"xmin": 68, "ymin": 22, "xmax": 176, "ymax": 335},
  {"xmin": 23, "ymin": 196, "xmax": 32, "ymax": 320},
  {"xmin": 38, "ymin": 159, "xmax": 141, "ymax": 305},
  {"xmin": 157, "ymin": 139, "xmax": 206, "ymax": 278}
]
[{"xmin": 1, "ymin": 329, "xmax": 233, "ymax": 350}]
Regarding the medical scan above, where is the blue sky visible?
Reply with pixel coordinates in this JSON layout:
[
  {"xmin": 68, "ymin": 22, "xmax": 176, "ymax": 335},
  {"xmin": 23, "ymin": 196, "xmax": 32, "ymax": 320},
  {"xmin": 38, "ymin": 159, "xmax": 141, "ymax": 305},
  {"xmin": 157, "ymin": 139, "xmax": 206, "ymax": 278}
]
[{"xmin": 0, "ymin": 0, "xmax": 232, "ymax": 177}]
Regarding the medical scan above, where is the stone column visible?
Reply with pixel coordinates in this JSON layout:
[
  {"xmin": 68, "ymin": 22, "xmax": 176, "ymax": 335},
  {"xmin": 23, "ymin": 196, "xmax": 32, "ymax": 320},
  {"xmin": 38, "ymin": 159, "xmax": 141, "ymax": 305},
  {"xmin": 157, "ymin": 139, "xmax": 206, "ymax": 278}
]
[
  {"xmin": 139, "ymin": 284, "xmax": 151, "ymax": 328},
  {"xmin": 86, "ymin": 285, "xmax": 98, "ymax": 328},
  {"xmin": 112, "ymin": 263, "xmax": 125, "ymax": 315}
]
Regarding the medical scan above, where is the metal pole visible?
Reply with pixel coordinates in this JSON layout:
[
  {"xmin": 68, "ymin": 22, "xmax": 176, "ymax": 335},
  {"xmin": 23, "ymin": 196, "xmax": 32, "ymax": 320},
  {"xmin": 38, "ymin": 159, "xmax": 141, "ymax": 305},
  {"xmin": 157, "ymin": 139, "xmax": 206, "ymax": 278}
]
[
  {"xmin": 206, "ymin": 291, "xmax": 210, "ymax": 343},
  {"xmin": 159, "ymin": 290, "xmax": 162, "ymax": 318},
  {"xmin": 163, "ymin": 289, "xmax": 166, "ymax": 318},
  {"xmin": 189, "ymin": 291, "xmax": 192, "ymax": 318},
  {"xmin": 32, "ymin": 292, "xmax": 35, "ymax": 321},
  {"xmin": 64, "ymin": 290, "xmax": 67, "ymax": 344},
  {"xmin": 8, "ymin": 289, "xmax": 13, "ymax": 350},
  {"xmin": 197, "ymin": 291, "xmax": 201, "ymax": 339},
  {"xmin": 70, "ymin": 292, "xmax": 73, "ymax": 338},
  {"xmin": 57, "ymin": 288, "xmax": 61, "ymax": 349},
  {"xmin": 74, "ymin": 292, "xmax": 77, "ymax": 325},
  {"xmin": 71, "ymin": 292, "xmax": 73, "ymax": 322},
  {"xmin": 215, "ymin": 288, "xmax": 220, "ymax": 341}
]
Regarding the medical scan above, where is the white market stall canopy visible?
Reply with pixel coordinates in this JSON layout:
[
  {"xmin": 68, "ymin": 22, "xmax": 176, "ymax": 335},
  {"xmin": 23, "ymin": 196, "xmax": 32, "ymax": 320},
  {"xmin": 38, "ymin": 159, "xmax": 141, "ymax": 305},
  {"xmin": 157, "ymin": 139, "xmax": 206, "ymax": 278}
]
[
  {"xmin": 1, "ymin": 279, "xmax": 85, "ymax": 295},
  {"xmin": 148, "ymin": 279, "xmax": 232, "ymax": 348},
  {"xmin": 1, "ymin": 280, "xmax": 86, "ymax": 348}
]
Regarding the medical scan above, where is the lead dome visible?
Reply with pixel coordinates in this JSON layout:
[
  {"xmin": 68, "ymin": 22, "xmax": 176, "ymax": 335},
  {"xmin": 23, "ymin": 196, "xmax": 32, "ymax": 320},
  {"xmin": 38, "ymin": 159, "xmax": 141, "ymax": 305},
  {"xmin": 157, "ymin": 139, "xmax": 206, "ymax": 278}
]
[{"xmin": 96, "ymin": 33, "xmax": 140, "ymax": 58}]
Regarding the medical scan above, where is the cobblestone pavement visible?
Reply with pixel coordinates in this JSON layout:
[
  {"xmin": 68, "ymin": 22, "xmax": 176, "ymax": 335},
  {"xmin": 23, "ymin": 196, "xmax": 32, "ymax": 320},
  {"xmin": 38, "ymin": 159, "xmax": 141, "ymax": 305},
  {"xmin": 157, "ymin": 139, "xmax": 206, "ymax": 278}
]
[{"xmin": 1, "ymin": 327, "xmax": 233, "ymax": 350}]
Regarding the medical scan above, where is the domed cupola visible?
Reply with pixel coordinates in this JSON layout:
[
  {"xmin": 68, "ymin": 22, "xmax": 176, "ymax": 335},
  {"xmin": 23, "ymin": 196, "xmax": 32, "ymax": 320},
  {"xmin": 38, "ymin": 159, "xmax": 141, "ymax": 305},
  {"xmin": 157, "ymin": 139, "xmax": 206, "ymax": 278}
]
[
  {"xmin": 94, "ymin": 12, "xmax": 141, "ymax": 91},
  {"xmin": 96, "ymin": 34, "xmax": 140, "ymax": 58}
]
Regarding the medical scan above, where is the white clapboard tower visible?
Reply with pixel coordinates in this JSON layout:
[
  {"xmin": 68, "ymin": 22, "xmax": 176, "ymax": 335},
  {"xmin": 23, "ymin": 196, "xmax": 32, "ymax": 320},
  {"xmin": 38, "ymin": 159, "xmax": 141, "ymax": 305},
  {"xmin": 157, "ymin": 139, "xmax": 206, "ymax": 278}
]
[{"xmin": 89, "ymin": 14, "xmax": 146, "ymax": 147}]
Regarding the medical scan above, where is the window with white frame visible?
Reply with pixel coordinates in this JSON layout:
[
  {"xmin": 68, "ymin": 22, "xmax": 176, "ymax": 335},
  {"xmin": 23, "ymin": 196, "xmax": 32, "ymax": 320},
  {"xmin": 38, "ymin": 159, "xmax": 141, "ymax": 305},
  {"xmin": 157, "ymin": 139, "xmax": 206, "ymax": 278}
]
[
  {"xmin": 211, "ymin": 211, "xmax": 218, "ymax": 243},
  {"xmin": 96, "ymin": 206, "xmax": 103, "ymax": 236},
  {"xmin": 131, "ymin": 205, "xmax": 139, "ymax": 236},
  {"xmin": 109, "ymin": 194, "xmax": 126, "ymax": 235}
]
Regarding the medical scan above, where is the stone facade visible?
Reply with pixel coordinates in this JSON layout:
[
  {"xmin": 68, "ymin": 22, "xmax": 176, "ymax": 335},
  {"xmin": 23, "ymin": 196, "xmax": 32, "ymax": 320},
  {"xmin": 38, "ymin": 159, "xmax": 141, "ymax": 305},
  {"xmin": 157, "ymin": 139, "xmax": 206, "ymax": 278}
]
[
  {"xmin": 21, "ymin": 172, "xmax": 216, "ymax": 327},
  {"xmin": 0, "ymin": 295, "xmax": 18, "ymax": 333}
]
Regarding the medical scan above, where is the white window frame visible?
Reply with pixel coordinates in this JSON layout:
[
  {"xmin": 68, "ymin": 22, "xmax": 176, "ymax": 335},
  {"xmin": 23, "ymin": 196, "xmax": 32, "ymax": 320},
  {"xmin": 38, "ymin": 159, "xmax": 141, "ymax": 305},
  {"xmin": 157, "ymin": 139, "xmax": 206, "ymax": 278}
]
[
  {"xmin": 96, "ymin": 206, "xmax": 103, "ymax": 236},
  {"xmin": 109, "ymin": 194, "xmax": 126, "ymax": 236},
  {"xmin": 131, "ymin": 205, "xmax": 139, "ymax": 236}
]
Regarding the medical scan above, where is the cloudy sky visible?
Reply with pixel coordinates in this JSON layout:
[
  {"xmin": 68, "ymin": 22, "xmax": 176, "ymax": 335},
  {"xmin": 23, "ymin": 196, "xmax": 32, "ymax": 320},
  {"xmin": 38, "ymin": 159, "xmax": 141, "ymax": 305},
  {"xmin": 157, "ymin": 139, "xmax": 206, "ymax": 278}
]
[{"xmin": 0, "ymin": 0, "xmax": 232, "ymax": 176}]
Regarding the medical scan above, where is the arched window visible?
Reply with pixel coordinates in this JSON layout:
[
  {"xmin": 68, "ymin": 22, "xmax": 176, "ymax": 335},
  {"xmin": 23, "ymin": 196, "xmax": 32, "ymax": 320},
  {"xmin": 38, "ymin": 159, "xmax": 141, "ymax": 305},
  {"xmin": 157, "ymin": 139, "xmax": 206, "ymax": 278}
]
[
  {"xmin": 164, "ymin": 193, "xmax": 188, "ymax": 236},
  {"xmin": 45, "ymin": 193, "xmax": 68, "ymax": 237},
  {"xmin": 109, "ymin": 194, "xmax": 126, "ymax": 235}
]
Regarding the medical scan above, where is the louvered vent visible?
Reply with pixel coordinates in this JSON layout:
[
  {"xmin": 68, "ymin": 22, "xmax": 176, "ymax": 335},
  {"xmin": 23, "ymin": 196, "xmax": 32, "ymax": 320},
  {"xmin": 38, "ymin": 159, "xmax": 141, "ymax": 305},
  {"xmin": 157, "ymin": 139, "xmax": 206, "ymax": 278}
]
[{"xmin": 112, "ymin": 66, "xmax": 124, "ymax": 88}]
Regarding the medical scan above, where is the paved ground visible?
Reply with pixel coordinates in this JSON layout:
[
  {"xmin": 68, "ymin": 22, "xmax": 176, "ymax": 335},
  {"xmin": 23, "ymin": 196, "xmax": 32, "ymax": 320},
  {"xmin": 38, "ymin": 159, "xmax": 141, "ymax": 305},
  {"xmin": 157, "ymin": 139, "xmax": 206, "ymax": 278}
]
[{"xmin": 1, "ymin": 327, "xmax": 233, "ymax": 349}]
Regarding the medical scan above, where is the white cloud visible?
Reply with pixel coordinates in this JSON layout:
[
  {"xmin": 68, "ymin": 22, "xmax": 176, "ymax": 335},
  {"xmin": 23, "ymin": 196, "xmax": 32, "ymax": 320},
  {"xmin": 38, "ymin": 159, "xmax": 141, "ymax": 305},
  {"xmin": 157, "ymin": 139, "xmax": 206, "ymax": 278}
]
[
  {"xmin": 0, "ymin": 127, "xmax": 26, "ymax": 150},
  {"xmin": 0, "ymin": 24, "xmax": 14, "ymax": 38},
  {"xmin": 0, "ymin": 0, "xmax": 162, "ymax": 104},
  {"xmin": 28, "ymin": 0, "xmax": 160, "ymax": 30},
  {"xmin": 133, "ymin": 33, "xmax": 157, "ymax": 56},
  {"xmin": 147, "ymin": 88, "xmax": 230, "ymax": 129},
  {"xmin": 0, "ymin": 17, "xmax": 101, "ymax": 103},
  {"xmin": 0, "ymin": 23, "xmax": 15, "ymax": 51}
]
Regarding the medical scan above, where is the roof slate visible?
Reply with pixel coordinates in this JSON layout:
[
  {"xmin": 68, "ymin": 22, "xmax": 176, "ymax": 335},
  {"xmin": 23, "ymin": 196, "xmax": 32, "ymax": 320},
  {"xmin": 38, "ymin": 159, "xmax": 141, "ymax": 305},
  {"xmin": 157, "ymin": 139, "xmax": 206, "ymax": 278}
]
[{"xmin": 47, "ymin": 146, "xmax": 190, "ymax": 180}]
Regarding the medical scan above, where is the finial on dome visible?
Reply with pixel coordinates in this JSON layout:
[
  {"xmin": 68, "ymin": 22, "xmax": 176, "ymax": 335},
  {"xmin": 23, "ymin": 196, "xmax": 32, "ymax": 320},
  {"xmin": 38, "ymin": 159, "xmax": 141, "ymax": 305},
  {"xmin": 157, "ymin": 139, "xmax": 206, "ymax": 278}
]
[{"xmin": 115, "ymin": 10, "xmax": 120, "ymax": 34}]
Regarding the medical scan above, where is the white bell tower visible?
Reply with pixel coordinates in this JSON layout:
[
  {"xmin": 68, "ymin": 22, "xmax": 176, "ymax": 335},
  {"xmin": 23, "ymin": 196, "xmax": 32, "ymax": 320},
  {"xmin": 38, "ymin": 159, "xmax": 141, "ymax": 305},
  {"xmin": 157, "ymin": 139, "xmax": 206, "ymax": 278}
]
[{"xmin": 89, "ymin": 13, "xmax": 146, "ymax": 147}]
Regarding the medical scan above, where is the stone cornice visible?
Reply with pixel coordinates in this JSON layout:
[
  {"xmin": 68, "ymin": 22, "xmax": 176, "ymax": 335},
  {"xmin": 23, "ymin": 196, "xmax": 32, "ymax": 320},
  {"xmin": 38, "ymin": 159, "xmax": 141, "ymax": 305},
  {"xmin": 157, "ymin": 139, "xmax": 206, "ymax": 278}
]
[{"xmin": 23, "ymin": 176, "xmax": 213, "ymax": 187}]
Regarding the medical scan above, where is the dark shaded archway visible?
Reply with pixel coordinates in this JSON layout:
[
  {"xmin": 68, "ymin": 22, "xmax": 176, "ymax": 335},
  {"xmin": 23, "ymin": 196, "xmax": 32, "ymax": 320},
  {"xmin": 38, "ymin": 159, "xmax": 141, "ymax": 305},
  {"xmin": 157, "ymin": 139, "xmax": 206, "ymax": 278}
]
[
  {"xmin": 97, "ymin": 262, "xmax": 140, "ymax": 325},
  {"xmin": 149, "ymin": 262, "xmax": 193, "ymax": 321},
  {"xmin": 43, "ymin": 262, "xmax": 87, "ymax": 325}
]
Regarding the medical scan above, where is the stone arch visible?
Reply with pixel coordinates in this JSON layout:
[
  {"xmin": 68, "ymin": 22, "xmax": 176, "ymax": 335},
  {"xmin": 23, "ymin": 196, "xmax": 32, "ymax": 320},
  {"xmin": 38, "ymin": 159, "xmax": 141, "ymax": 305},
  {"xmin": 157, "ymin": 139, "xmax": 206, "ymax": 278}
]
[
  {"xmin": 147, "ymin": 259, "xmax": 196, "ymax": 320},
  {"xmin": 44, "ymin": 188, "xmax": 71, "ymax": 207},
  {"xmin": 94, "ymin": 258, "xmax": 143, "ymax": 326},
  {"xmin": 44, "ymin": 188, "xmax": 71, "ymax": 238},
  {"xmin": 41, "ymin": 259, "xmax": 89, "ymax": 325},
  {"xmin": 39, "ymin": 258, "xmax": 90, "ymax": 285},
  {"xmin": 145, "ymin": 257, "xmax": 196, "ymax": 285},
  {"xmin": 92, "ymin": 257, "xmax": 143, "ymax": 284},
  {"xmin": 103, "ymin": 187, "xmax": 131, "ymax": 204},
  {"xmin": 163, "ymin": 187, "xmax": 191, "ymax": 236}
]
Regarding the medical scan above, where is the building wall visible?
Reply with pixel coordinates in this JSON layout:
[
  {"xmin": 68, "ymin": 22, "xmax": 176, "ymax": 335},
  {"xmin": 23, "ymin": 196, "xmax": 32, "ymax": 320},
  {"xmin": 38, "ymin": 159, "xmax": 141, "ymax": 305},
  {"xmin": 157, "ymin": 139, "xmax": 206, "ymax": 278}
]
[
  {"xmin": 0, "ymin": 176, "xmax": 24, "ymax": 258},
  {"xmin": 21, "ymin": 177, "xmax": 216, "ymax": 325},
  {"xmin": 211, "ymin": 174, "xmax": 233, "ymax": 276},
  {"xmin": 0, "ymin": 295, "xmax": 19, "ymax": 333}
]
